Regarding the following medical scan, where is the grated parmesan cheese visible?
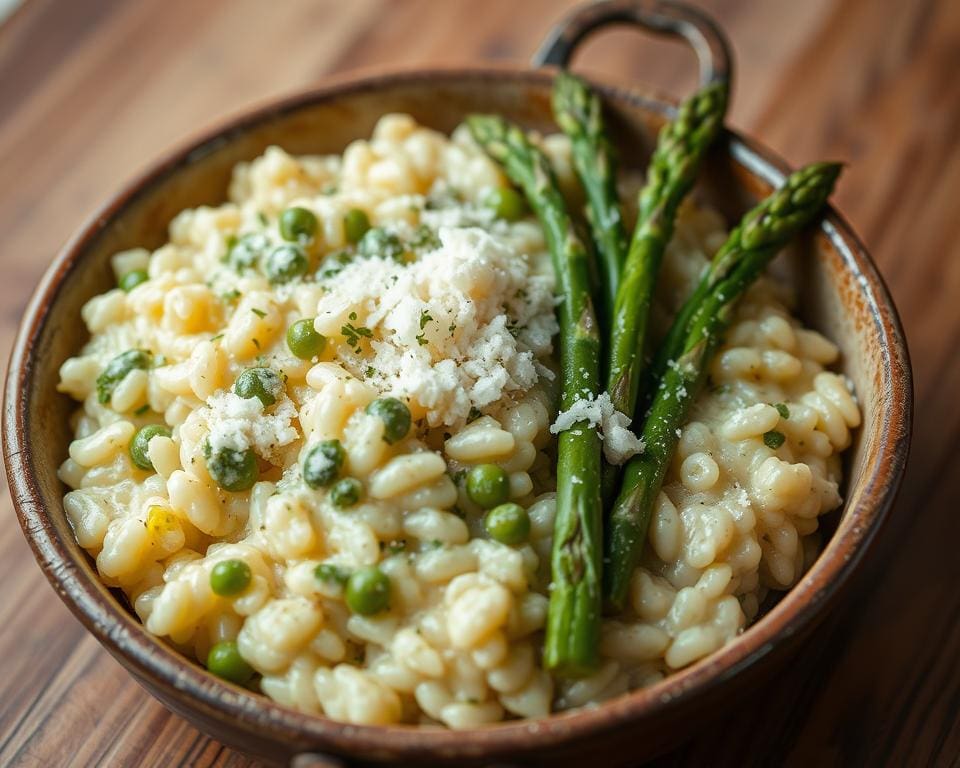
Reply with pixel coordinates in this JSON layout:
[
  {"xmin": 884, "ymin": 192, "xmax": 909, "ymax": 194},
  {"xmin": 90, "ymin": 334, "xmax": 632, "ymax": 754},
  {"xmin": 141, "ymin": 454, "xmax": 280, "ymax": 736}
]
[
  {"xmin": 202, "ymin": 392, "xmax": 299, "ymax": 463},
  {"xmin": 313, "ymin": 226, "xmax": 558, "ymax": 428},
  {"xmin": 550, "ymin": 392, "xmax": 644, "ymax": 465}
]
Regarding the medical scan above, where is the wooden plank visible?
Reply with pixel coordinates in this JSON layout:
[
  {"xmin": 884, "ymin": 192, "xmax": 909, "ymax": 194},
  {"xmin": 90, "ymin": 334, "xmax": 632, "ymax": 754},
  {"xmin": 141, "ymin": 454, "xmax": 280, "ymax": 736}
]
[{"xmin": 0, "ymin": 0, "xmax": 956, "ymax": 764}]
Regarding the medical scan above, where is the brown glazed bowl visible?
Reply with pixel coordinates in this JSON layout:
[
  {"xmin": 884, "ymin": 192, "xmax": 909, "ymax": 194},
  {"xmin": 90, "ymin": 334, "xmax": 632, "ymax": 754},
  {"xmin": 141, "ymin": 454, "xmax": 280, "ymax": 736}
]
[{"xmin": 3, "ymin": 1, "xmax": 911, "ymax": 766}]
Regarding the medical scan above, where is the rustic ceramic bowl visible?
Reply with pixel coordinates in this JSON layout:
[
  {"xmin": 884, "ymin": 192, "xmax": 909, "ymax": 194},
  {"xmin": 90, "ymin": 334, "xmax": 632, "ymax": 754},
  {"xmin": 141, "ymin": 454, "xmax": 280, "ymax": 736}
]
[{"xmin": 3, "ymin": 1, "xmax": 911, "ymax": 766}]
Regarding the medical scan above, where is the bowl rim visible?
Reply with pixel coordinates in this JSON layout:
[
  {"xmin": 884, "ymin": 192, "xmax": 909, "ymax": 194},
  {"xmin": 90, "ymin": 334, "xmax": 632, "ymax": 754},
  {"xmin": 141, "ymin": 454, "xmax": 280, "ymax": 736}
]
[{"xmin": 3, "ymin": 64, "xmax": 913, "ymax": 761}]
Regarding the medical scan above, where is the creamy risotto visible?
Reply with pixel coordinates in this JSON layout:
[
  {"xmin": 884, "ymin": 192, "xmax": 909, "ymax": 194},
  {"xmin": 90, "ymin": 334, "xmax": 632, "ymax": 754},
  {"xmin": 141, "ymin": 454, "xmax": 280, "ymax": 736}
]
[{"xmin": 57, "ymin": 115, "xmax": 859, "ymax": 727}]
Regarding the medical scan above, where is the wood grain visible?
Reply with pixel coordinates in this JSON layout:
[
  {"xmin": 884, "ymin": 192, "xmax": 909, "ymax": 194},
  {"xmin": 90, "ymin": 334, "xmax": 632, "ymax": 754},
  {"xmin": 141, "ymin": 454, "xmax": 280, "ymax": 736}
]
[{"xmin": 0, "ymin": 0, "xmax": 956, "ymax": 765}]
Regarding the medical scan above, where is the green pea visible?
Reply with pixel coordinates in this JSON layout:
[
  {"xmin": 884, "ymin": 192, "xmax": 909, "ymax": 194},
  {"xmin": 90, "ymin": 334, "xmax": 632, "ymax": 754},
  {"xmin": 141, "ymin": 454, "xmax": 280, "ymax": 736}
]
[
  {"xmin": 119, "ymin": 269, "xmax": 148, "ymax": 292},
  {"xmin": 484, "ymin": 503, "xmax": 530, "ymax": 546},
  {"xmin": 484, "ymin": 187, "xmax": 526, "ymax": 221},
  {"xmin": 763, "ymin": 430, "xmax": 786, "ymax": 449},
  {"xmin": 345, "ymin": 566, "xmax": 391, "ymax": 615},
  {"xmin": 279, "ymin": 206, "xmax": 318, "ymax": 242},
  {"xmin": 264, "ymin": 244, "xmax": 308, "ymax": 284},
  {"xmin": 96, "ymin": 349, "xmax": 152, "ymax": 404},
  {"xmin": 303, "ymin": 439, "xmax": 345, "ymax": 488},
  {"xmin": 234, "ymin": 367, "xmax": 283, "ymax": 407},
  {"xmin": 314, "ymin": 563, "xmax": 350, "ymax": 586},
  {"xmin": 330, "ymin": 477, "xmax": 362, "ymax": 508},
  {"xmin": 286, "ymin": 318, "xmax": 327, "ymax": 360},
  {"xmin": 466, "ymin": 464, "xmax": 510, "ymax": 509},
  {"xmin": 206, "ymin": 640, "xmax": 254, "ymax": 684},
  {"xmin": 365, "ymin": 397, "xmax": 411, "ymax": 445},
  {"xmin": 343, "ymin": 208, "xmax": 371, "ymax": 244},
  {"xmin": 228, "ymin": 233, "xmax": 268, "ymax": 271},
  {"xmin": 129, "ymin": 424, "xmax": 171, "ymax": 471},
  {"xmin": 358, "ymin": 227, "xmax": 404, "ymax": 262},
  {"xmin": 206, "ymin": 445, "xmax": 258, "ymax": 492},
  {"xmin": 210, "ymin": 559, "xmax": 252, "ymax": 596}
]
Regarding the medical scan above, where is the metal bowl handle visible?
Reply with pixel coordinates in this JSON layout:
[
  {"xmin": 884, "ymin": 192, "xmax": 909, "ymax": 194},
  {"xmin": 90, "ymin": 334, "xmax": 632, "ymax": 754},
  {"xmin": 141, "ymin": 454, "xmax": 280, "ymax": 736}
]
[{"xmin": 532, "ymin": 0, "xmax": 732, "ymax": 90}]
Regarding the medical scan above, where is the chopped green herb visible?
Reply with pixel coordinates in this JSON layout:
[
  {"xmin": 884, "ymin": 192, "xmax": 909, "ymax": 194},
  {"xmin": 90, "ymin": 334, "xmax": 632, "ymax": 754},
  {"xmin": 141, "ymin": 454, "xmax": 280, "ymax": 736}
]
[
  {"xmin": 134, "ymin": 404, "xmax": 151, "ymax": 416},
  {"xmin": 341, "ymin": 321, "xmax": 373, "ymax": 350},
  {"xmin": 774, "ymin": 403, "xmax": 790, "ymax": 420},
  {"xmin": 250, "ymin": 308, "xmax": 267, "ymax": 318},
  {"xmin": 257, "ymin": 211, "xmax": 269, "ymax": 227},
  {"xmin": 220, "ymin": 289, "xmax": 242, "ymax": 303},
  {"xmin": 210, "ymin": 333, "xmax": 224, "ymax": 342},
  {"xmin": 467, "ymin": 406, "xmax": 482, "ymax": 423}
]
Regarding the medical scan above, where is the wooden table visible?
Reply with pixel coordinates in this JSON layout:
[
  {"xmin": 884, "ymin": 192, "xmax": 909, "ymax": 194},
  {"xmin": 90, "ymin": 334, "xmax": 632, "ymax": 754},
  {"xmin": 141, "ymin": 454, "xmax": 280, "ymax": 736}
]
[{"xmin": 1, "ymin": 0, "xmax": 957, "ymax": 764}]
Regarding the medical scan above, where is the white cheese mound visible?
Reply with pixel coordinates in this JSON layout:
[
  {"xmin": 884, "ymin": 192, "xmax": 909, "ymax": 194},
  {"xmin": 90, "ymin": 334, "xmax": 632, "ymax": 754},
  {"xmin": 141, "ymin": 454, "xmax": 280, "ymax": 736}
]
[
  {"xmin": 315, "ymin": 226, "xmax": 558, "ymax": 427},
  {"xmin": 203, "ymin": 392, "xmax": 299, "ymax": 464},
  {"xmin": 550, "ymin": 392, "xmax": 645, "ymax": 465}
]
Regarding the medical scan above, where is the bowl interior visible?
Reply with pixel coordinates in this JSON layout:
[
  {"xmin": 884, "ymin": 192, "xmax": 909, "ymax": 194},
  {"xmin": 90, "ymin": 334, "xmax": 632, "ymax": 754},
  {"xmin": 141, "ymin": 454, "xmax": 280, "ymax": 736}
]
[{"xmin": 5, "ymin": 69, "xmax": 910, "ymax": 765}]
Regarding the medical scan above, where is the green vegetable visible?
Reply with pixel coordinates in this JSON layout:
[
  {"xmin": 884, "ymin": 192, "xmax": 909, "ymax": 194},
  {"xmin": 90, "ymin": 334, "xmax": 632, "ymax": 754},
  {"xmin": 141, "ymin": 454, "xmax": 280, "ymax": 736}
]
[
  {"xmin": 119, "ymin": 269, "xmax": 148, "ymax": 292},
  {"xmin": 303, "ymin": 439, "xmax": 346, "ymax": 488},
  {"xmin": 763, "ymin": 430, "xmax": 786, "ymax": 449},
  {"xmin": 343, "ymin": 208, "xmax": 371, "ymax": 244},
  {"xmin": 775, "ymin": 403, "xmax": 790, "ymax": 420},
  {"xmin": 358, "ymin": 227, "xmax": 404, "ymax": 261},
  {"xmin": 330, "ymin": 477, "xmax": 363, "ymax": 508},
  {"xmin": 210, "ymin": 559, "xmax": 252, "ymax": 596},
  {"xmin": 286, "ymin": 318, "xmax": 326, "ymax": 360},
  {"xmin": 96, "ymin": 349, "xmax": 152, "ymax": 404},
  {"xmin": 468, "ymin": 114, "xmax": 603, "ymax": 676},
  {"xmin": 206, "ymin": 445, "xmax": 258, "ymax": 492},
  {"xmin": 314, "ymin": 563, "xmax": 350, "ymax": 586},
  {"xmin": 606, "ymin": 81, "xmax": 728, "ymax": 421},
  {"xmin": 279, "ymin": 206, "xmax": 317, "ymax": 242},
  {"xmin": 646, "ymin": 162, "xmax": 844, "ymax": 406},
  {"xmin": 365, "ymin": 397, "xmax": 411, "ymax": 445},
  {"xmin": 345, "ymin": 566, "xmax": 391, "ymax": 615},
  {"xmin": 551, "ymin": 71, "xmax": 629, "ymax": 315},
  {"xmin": 206, "ymin": 640, "xmax": 254, "ymax": 684},
  {"xmin": 228, "ymin": 233, "xmax": 268, "ymax": 271},
  {"xmin": 264, "ymin": 244, "xmax": 308, "ymax": 284},
  {"xmin": 483, "ymin": 187, "xmax": 526, "ymax": 221},
  {"xmin": 484, "ymin": 503, "xmax": 530, "ymax": 545},
  {"xmin": 234, "ymin": 367, "xmax": 283, "ymax": 407},
  {"xmin": 129, "ymin": 424, "xmax": 171, "ymax": 471},
  {"xmin": 465, "ymin": 463, "xmax": 510, "ymax": 509},
  {"xmin": 603, "ymin": 162, "xmax": 842, "ymax": 610}
]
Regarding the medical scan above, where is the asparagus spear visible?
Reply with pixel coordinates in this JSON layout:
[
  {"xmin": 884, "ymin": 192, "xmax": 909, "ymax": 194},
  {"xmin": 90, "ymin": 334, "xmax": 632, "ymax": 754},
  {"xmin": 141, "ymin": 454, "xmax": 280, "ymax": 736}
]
[
  {"xmin": 644, "ymin": 161, "xmax": 843, "ymax": 407},
  {"xmin": 552, "ymin": 72, "xmax": 628, "ymax": 319},
  {"xmin": 467, "ymin": 115, "xmax": 603, "ymax": 675},
  {"xmin": 607, "ymin": 81, "xmax": 728, "ymax": 420},
  {"xmin": 603, "ymin": 162, "xmax": 842, "ymax": 609}
]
